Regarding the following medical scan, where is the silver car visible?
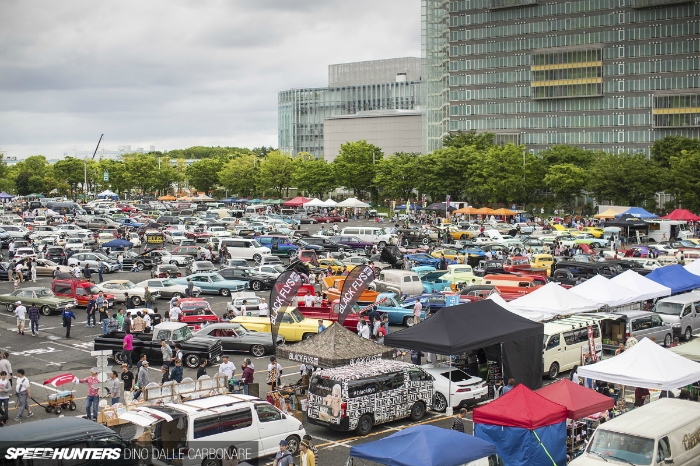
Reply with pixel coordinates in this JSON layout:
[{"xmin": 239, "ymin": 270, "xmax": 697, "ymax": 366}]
[{"xmin": 67, "ymin": 252, "xmax": 120, "ymax": 273}]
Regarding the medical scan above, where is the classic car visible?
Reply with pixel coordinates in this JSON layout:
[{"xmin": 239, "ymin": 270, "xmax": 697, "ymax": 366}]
[
  {"xmin": 25, "ymin": 258, "xmax": 71, "ymax": 277},
  {"xmin": 317, "ymin": 258, "xmax": 348, "ymax": 274},
  {"xmin": 218, "ymin": 267, "xmax": 276, "ymax": 291},
  {"xmin": 95, "ymin": 280, "xmax": 160, "ymax": 305},
  {"xmin": 136, "ymin": 278, "xmax": 202, "ymax": 299},
  {"xmin": 412, "ymin": 268, "xmax": 452, "ymax": 294},
  {"xmin": 559, "ymin": 234, "xmax": 609, "ymax": 248},
  {"xmin": 164, "ymin": 229, "xmax": 188, "ymax": 244},
  {"xmin": 328, "ymin": 236, "xmax": 373, "ymax": 253},
  {"xmin": 150, "ymin": 263, "xmax": 182, "ymax": 278},
  {"xmin": 107, "ymin": 251, "xmax": 155, "ymax": 271},
  {"xmin": 95, "ymin": 322, "xmax": 223, "ymax": 368},
  {"xmin": 172, "ymin": 245, "xmax": 205, "ymax": 257},
  {"xmin": 149, "ymin": 249, "xmax": 194, "ymax": 267},
  {"xmin": 0, "ymin": 287, "xmax": 77, "ymax": 316},
  {"xmin": 194, "ymin": 323, "xmax": 283, "ymax": 357},
  {"xmin": 441, "ymin": 263, "xmax": 483, "ymax": 286},
  {"xmin": 372, "ymin": 293, "xmax": 427, "ymax": 326},
  {"xmin": 309, "ymin": 214, "xmax": 346, "ymax": 223},
  {"xmin": 230, "ymin": 307, "xmax": 332, "ymax": 342},
  {"xmin": 185, "ymin": 228, "xmax": 212, "ymax": 242},
  {"xmin": 397, "ymin": 228, "xmax": 435, "ymax": 247},
  {"xmin": 404, "ymin": 294, "xmax": 449, "ymax": 314},
  {"xmin": 403, "ymin": 253, "xmax": 457, "ymax": 269},
  {"xmin": 172, "ymin": 272, "xmax": 247, "ymax": 296}
]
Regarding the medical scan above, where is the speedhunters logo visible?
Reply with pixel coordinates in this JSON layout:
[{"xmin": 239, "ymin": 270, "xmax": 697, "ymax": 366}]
[{"xmin": 5, "ymin": 448, "xmax": 121, "ymax": 460}]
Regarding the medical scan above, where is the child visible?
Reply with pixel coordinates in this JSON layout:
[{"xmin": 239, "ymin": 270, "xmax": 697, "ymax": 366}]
[{"xmin": 13, "ymin": 277, "xmax": 19, "ymax": 291}]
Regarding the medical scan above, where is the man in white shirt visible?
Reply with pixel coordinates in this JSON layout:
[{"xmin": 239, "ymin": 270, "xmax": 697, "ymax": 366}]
[
  {"xmin": 258, "ymin": 298, "xmax": 268, "ymax": 317},
  {"xmin": 219, "ymin": 355, "xmax": 236, "ymax": 390},
  {"xmin": 359, "ymin": 320, "xmax": 370, "ymax": 339},
  {"xmin": 239, "ymin": 300, "xmax": 248, "ymax": 317},
  {"xmin": 303, "ymin": 292, "xmax": 314, "ymax": 308},
  {"xmin": 72, "ymin": 263, "xmax": 81, "ymax": 279},
  {"xmin": 169, "ymin": 306, "xmax": 181, "ymax": 322},
  {"xmin": 205, "ymin": 248, "xmax": 212, "ymax": 261},
  {"xmin": 14, "ymin": 301, "xmax": 27, "ymax": 335}
]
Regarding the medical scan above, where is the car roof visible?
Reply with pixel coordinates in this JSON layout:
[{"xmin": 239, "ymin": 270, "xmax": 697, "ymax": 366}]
[
  {"xmin": 0, "ymin": 417, "xmax": 115, "ymax": 444},
  {"xmin": 595, "ymin": 398, "xmax": 700, "ymax": 437},
  {"xmin": 315, "ymin": 360, "xmax": 416, "ymax": 381}
]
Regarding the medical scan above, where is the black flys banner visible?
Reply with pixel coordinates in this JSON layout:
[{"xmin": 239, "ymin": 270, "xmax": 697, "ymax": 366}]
[
  {"xmin": 269, "ymin": 270, "xmax": 304, "ymax": 348},
  {"xmin": 337, "ymin": 265, "xmax": 376, "ymax": 325}
]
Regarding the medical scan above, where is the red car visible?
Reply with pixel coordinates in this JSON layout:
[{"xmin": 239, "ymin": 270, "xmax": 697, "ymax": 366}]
[
  {"xmin": 310, "ymin": 214, "xmax": 346, "ymax": 223},
  {"xmin": 185, "ymin": 228, "xmax": 212, "ymax": 242},
  {"xmin": 176, "ymin": 298, "xmax": 220, "ymax": 329}
]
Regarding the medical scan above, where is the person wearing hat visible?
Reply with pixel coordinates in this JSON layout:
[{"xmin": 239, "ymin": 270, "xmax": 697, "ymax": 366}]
[
  {"xmin": 134, "ymin": 360, "xmax": 149, "ymax": 400},
  {"xmin": 299, "ymin": 439, "xmax": 315, "ymax": 466},
  {"xmin": 161, "ymin": 365, "xmax": 171, "ymax": 384},
  {"xmin": 79, "ymin": 368, "xmax": 101, "ymax": 421},
  {"xmin": 13, "ymin": 301, "xmax": 27, "ymax": 336},
  {"xmin": 267, "ymin": 356, "xmax": 282, "ymax": 390},
  {"xmin": 272, "ymin": 440, "xmax": 294, "ymax": 466},
  {"xmin": 303, "ymin": 434, "xmax": 319, "ymax": 464}
]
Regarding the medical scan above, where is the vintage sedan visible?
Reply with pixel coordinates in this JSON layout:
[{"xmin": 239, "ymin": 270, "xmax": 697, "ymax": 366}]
[
  {"xmin": 404, "ymin": 253, "xmax": 457, "ymax": 269},
  {"xmin": 218, "ymin": 267, "xmax": 276, "ymax": 291},
  {"xmin": 0, "ymin": 287, "xmax": 77, "ymax": 316},
  {"xmin": 107, "ymin": 251, "xmax": 155, "ymax": 271},
  {"xmin": 193, "ymin": 323, "xmax": 283, "ymax": 357},
  {"xmin": 185, "ymin": 228, "xmax": 212, "ymax": 243},
  {"xmin": 310, "ymin": 214, "xmax": 346, "ymax": 223},
  {"xmin": 136, "ymin": 278, "xmax": 201, "ymax": 299},
  {"xmin": 172, "ymin": 272, "xmax": 247, "ymax": 297},
  {"xmin": 32, "ymin": 259, "xmax": 72, "ymax": 277},
  {"xmin": 559, "ymin": 234, "xmax": 609, "ymax": 249},
  {"xmin": 150, "ymin": 263, "xmax": 183, "ymax": 278},
  {"xmin": 317, "ymin": 258, "xmax": 348, "ymax": 274},
  {"xmin": 95, "ymin": 280, "xmax": 160, "ymax": 305}
]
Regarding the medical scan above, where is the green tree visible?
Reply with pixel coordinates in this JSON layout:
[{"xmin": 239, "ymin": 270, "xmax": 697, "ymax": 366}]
[
  {"xmin": 588, "ymin": 152, "xmax": 658, "ymax": 208},
  {"xmin": 469, "ymin": 145, "xmax": 542, "ymax": 205},
  {"xmin": 543, "ymin": 163, "xmax": 589, "ymax": 209},
  {"xmin": 27, "ymin": 175, "xmax": 46, "ymax": 194},
  {"xmin": 416, "ymin": 146, "xmax": 479, "ymax": 202},
  {"xmin": 374, "ymin": 152, "xmax": 421, "ymax": 201},
  {"xmin": 668, "ymin": 149, "xmax": 700, "ymax": 212},
  {"xmin": 651, "ymin": 135, "xmax": 700, "ymax": 169},
  {"xmin": 186, "ymin": 157, "xmax": 224, "ymax": 193},
  {"xmin": 539, "ymin": 145, "xmax": 594, "ymax": 169},
  {"xmin": 53, "ymin": 157, "xmax": 87, "ymax": 198},
  {"xmin": 15, "ymin": 172, "xmax": 32, "ymax": 196},
  {"xmin": 219, "ymin": 155, "xmax": 258, "ymax": 198},
  {"xmin": 257, "ymin": 151, "xmax": 296, "ymax": 197},
  {"xmin": 332, "ymin": 141, "xmax": 383, "ymax": 197},
  {"xmin": 293, "ymin": 156, "xmax": 336, "ymax": 199},
  {"xmin": 442, "ymin": 131, "xmax": 495, "ymax": 151}
]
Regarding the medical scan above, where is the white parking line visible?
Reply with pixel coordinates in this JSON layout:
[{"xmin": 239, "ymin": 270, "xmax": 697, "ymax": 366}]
[{"xmin": 31, "ymin": 380, "xmax": 59, "ymax": 392}]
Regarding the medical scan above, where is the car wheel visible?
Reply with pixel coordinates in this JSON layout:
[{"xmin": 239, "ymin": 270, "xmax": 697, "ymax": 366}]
[
  {"xmin": 170, "ymin": 260, "xmax": 178, "ymax": 265},
  {"xmin": 6, "ymin": 303, "xmax": 15, "ymax": 312},
  {"xmin": 592, "ymin": 243, "xmax": 600, "ymax": 248},
  {"xmin": 41, "ymin": 305, "xmax": 52, "ymax": 316},
  {"xmin": 686, "ymin": 327, "xmax": 693, "ymax": 341},
  {"xmin": 172, "ymin": 292, "xmax": 182, "ymax": 299},
  {"xmin": 114, "ymin": 351, "xmax": 126, "ymax": 364},
  {"xmin": 433, "ymin": 392, "xmax": 448, "ymax": 412},
  {"xmin": 410, "ymin": 401, "xmax": 426, "ymax": 421},
  {"xmin": 548, "ymin": 362, "xmax": 559, "ymax": 380},
  {"xmin": 253, "ymin": 254, "xmax": 262, "ymax": 264},
  {"xmin": 403, "ymin": 316, "xmax": 414, "ymax": 327},
  {"xmin": 185, "ymin": 354, "xmax": 201, "ymax": 368},
  {"xmin": 356, "ymin": 414, "xmax": 374, "ymax": 436},
  {"xmin": 422, "ymin": 237, "xmax": 429, "ymax": 245},
  {"xmin": 664, "ymin": 333, "xmax": 672, "ymax": 347},
  {"xmin": 201, "ymin": 459, "xmax": 220, "ymax": 466},
  {"xmin": 302, "ymin": 333, "xmax": 314, "ymax": 341},
  {"xmin": 378, "ymin": 241, "xmax": 386, "ymax": 248},
  {"xmin": 251, "ymin": 281, "xmax": 262, "ymax": 291},
  {"xmin": 251, "ymin": 344, "xmax": 266, "ymax": 357},
  {"xmin": 285, "ymin": 435, "xmax": 301, "ymax": 454},
  {"xmin": 220, "ymin": 288, "xmax": 230, "ymax": 297},
  {"xmin": 135, "ymin": 262, "xmax": 145, "ymax": 271},
  {"xmin": 131, "ymin": 296, "xmax": 142, "ymax": 306}
]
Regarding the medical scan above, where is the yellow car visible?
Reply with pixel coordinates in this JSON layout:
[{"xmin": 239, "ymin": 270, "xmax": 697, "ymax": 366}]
[
  {"xmin": 447, "ymin": 227, "xmax": 474, "ymax": 241},
  {"xmin": 431, "ymin": 248, "xmax": 465, "ymax": 262},
  {"xmin": 530, "ymin": 253, "xmax": 554, "ymax": 276},
  {"xmin": 318, "ymin": 258, "xmax": 348, "ymax": 274},
  {"xmin": 582, "ymin": 227, "xmax": 606, "ymax": 238},
  {"xmin": 230, "ymin": 307, "xmax": 332, "ymax": 342}
]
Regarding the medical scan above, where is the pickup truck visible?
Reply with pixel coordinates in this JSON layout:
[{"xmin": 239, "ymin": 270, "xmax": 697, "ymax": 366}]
[
  {"xmin": 75, "ymin": 217, "xmax": 121, "ymax": 230},
  {"xmin": 558, "ymin": 234, "xmax": 608, "ymax": 249},
  {"xmin": 117, "ymin": 218, "xmax": 144, "ymax": 228},
  {"xmin": 52, "ymin": 277, "xmax": 117, "ymax": 308},
  {"xmin": 296, "ymin": 298, "xmax": 362, "ymax": 332},
  {"xmin": 503, "ymin": 256, "xmax": 549, "ymax": 278},
  {"xmin": 230, "ymin": 307, "xmax": 332, "ymax": 342},
  {"xmin": 94, "ymin": 322, "xmax": 223, "ymax": 368}
]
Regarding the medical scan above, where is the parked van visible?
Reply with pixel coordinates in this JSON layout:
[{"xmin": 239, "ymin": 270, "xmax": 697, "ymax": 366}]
[
  {"xmin": 307, "ymin": 360, "xmax": 433, "ymax": 435},
  {"xmin": 481, "ymin": 274, "xmax": 547, "ymax": 296},
  {"xmin": 530, "ymin": 254, "xmax": 555, "ymax": 275},
  {"xmin": 340, "ymin": 227, "xmax": 397, "ymax": 247},
  {"xmin": 543, "ymin": 316, "xmax": 602, "ymax": 379},
  {"xmin": 583, "ymin": 310, "xmax": 674, "ymax": 353},
  {"xmin": 571, "ymin": 398, "xmax": 700, "ymax": 466},
  {"xmin": 256, "ymin": 235, "xmax": 299, "ymax": 258},
  {"xmin": 219, "ymin": 238, "xmax": 272, "ymax": 263},
  {"xmin": 0, "ymin": 417, "xmax": 136, "ymax": 466},
  {"xmin": 373, "ymin": 270, "xmax": 424, "ymax": 296},
  {"xmin": 245, "ymin": 205, "xmax": 268, "ymax": 217},
  {"xmin": 654, "ymin": 291, "xmax": 700, "ymax": 341}
]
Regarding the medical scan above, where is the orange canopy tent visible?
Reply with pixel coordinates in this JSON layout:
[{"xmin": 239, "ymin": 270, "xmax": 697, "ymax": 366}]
[
  {"xmin": 158, "ymin": 195, "xmax": 176, "ymax": 201},
  {"xmin": 491, "ymin": 208, "xmax": 516, "ymax": 216},
  {"xmin": 454, "ymin": 206, "xmax": 477, "ymax": 214},
  {"xmin": 472, "ymin": 207, "xmax": 495, "ymax": 215},
  {"xmin": 594, "ymin": 208, "xmax": 619, "ymax": 219}
]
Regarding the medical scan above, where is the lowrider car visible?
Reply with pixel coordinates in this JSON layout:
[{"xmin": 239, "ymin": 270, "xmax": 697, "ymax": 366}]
[
  {"xmin": 193, "ymin": 322, "xmax": 283, "ymax": 357},
  {"xmin": 0, "ymin": 287, "xmax": 77, "ymax": 316},
  {"xmin": 136, "ymin": 278, "xmax": 202, "ymax": 299}
]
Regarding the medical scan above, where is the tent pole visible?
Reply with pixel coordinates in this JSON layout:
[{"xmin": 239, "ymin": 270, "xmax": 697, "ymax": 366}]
[{"xmin": 446, "ymin": 354, "xmax": 453, "ymax": 416}]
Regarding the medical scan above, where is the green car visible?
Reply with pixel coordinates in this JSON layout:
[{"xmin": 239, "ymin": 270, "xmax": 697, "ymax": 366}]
[{"xmin": 1, "ymin": 287, "xmax": 78, "ymax": 316}]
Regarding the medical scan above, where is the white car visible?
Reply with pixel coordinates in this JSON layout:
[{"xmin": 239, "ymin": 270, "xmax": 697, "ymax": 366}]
[
  {"xmin": 226, "ymin": 291, "xmax": 263, "ymax": 316},
  {"xmin": 96, "ymin": 232, "xmax": 116, "ymax": 246},
  {"xmin": 164, "ymin": 230, "xmax": 187, "ymax": 244},
  {"xmin": 206, "ymin": 226, "xmax": 232, "ymax": 238},
  {"xmin": 32, "ymin": 216, "xmax": 48, "ymax": 226},
  {"xmin": 128, "ymin": 232, "xmax": 141, "ymax": 247},
  {"xmin": 64, "ymin": 237, "xmax": 85, "ymax": 251},
  {"xmin": 421, "ymin": 364, "xmax": 489, "ymax": 412},
  {"xmin": 96, "ymin": 279, "xmax": 160, "ymax": 305},
  {"xmin": 136, "ymin": 278, "xmax": 201, "ymax": 299},
  {"xmin": 13, "ymin": 247, "xmax": 37, "ymax": 260},
  {"xmin": 56, "ymin": 224, "xmax": 91, "ymax": 234},
  {"xmin": 250, "ymin": 264, "xmax": 285, "ymax": 279}
]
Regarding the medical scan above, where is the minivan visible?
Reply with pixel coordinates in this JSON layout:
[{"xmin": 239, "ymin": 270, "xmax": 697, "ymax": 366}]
[
  {"xmin": 571, "ymin": 398, "xmax": 700, "ymax": 466},
  {"xmin": 543, "ymin": 316, "xmax": 602, "ymax": 379},
  {"xmin": 654, "ymin": 291, "xmax": 700, "ymax": 341},
  {"xmin": 307, "ymin": 360, "xmax": 433, "ymax": 436},
  {"xmin": 219, "ymin": 238, "xmax": 272, "ymax": 263},
  {"xmin": 340, "ymin": 227, "xmax": 397, "ymax": 247},
  {"xmin": 584, "ymin": 310, "xmax": 674, "ymax": 353}
]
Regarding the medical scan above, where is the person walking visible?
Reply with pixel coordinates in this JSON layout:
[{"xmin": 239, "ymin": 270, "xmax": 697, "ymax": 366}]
[
  {"xmin": 267, "ymin": 356, "xmax": 282, "ymax": 391},
  {"xmin": 413, "ymin": 299, "xmax": 423, "ymax": 326},
  {"xmin": 13, "ymin": 301, "xmax": 26, "ymax": 336},
  {"xmin": 13, "ymin": 369, "xmax": 32, "ymax": 421},
  {"xmin": 134, "ymin": 361, "xmax": 149, "ymax": 400},
  {"xmin": 29, "ymin": 259, "xmax": 37, "ymax": 283},
  {"xmin": 83, "ymin": 263, "xmax": 92, "ymax": 283},
  {"xmin": 79, "ymin": 369, "xmax": 101, "ymax": 421},
  {"xmin": 144, "ymin": 287, "xmax": 153, "ymax": 310},
  {"xmin": 98, "ymin": 304, "xmax": 110, "ymax": 336},
  {"xmin": 241, "ymin": 358, "xmax": 254, "ymax": 395},
  {"xmin": 452, "ymin": 408, "xmax": 468, "ymax": 432},
  {"xmin": 170, "ymin": 359, "xmax": 183, "ymax": 383},
  {"xmin": 302, "ymin": 435, "xmax": 319, "ymax": 465},
  {"xmin": 500, "ymin": 378, "xmax": 516, "ymax": 396},
  {"xmin": 96, "ymin": 259, "xmax": 105, "ymax": 284},
  {"xmin": 161, "ymin": 340, "xmax": 173, "ymax": 368},
  {"xmin": 120, "ymin": 364, "xmax": 134, "ymax": 402},
  {"xmin": 0, "ymin": 353, "xmax": 12, "ymax": 389},
  {"xmin": 85, "ymin": 295, "xmax": 96, "ymax": 328},
  {"xmin": 272, "ymin": 440, "xmax": 294, "ymax": 466},
  {"xmin": 196, "ymin": 359, "xmax": 208, "ymax": 380},
  {"xmin": 219, "ymin": 355, "xmax": 236, "ymax": 389},
  {"xmin": 27, "ymin": 304, "xmax": 40, "ymax": 337},
  {"xmin": 122, "ymin": 332, "xmax": 134, "ymax": 369},
  {"xmin": 116, "ymin": 309, "xmax": 124, "ymax": 330},
  {"xmin": 161, "ymin": 366, "xmax": 171, "ymax": 384},
  {"xmin": 109, "ymin": 371, "xmax": 121, "ymax": 405},
  {"xmin": 118, "ymin": 253, "xmax": 124, "ymax": 272},
  {"xmin": 299, "ymin": 440, "xmax": 316, "ymax": 466},
  {"xmin": 186, "ymin": 278, "xmax": 194, "ymax": 298},
  {"xmin": 124, "ymin": 292, "xmax": 135, "ymax": 310},
  {"xmin": 0, "ymin": 370, "xmax": 10, "ymax": 426}
]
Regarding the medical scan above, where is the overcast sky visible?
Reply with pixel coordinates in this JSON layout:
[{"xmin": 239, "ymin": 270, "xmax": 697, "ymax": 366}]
[{"xmin": 0, "ymin": 1, "xmax": 420, "ymax": 159}]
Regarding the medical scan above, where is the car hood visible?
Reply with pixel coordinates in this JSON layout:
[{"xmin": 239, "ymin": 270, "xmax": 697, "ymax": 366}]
[
  {"xmin": 240, "ymin": 331, "xmax": 280, "ymax": 344},
  {"xmin": 423, "ymin": 271, "xmax": 449, "ymax": 281}
]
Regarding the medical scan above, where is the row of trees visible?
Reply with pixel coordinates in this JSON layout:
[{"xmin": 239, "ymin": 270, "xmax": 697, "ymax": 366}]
[{"xmin": 1, "ymin": 135, "xmax": 699, "ymax": 213}]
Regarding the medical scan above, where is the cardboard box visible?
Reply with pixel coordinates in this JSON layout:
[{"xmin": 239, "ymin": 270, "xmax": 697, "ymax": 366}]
[
  {"xmin": 615, "ymin": 334, "xmax": 624, "ymax": 342},
  {"xmin": 291, "ymin": 411, "xmax": 305, "ymax": 423}
]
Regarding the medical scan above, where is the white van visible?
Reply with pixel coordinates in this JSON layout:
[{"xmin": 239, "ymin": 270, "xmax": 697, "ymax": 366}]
[
  {"xmin": 543, "ymin": 316, "xmax": 602, "ymax": 379},
  {"xmin": 126, "ymin": 394, "xmax": 306, "ymax": 465},
  {"xmin": 245, "ymin": 205, "xmax": 268, "ymax": 217},
  {"xmin": 340, "ymin": 227, "xmax": 397, "ymax": 247},
  {"xmin": 571, "ymin": 398, "xmax": 700, "ymax": 466},
  {"xmin": 654, "ymin": 291, "xmax": 700, "ymax": 341},
  {"xmin": 219, "ymin": 238, "xmax": 272, "ymax": 263}
]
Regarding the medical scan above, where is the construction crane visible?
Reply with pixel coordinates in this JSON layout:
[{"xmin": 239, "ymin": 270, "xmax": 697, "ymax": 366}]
[{"xmin": 84, "ymin": 134, "xmax": 103, "ymax": 199}]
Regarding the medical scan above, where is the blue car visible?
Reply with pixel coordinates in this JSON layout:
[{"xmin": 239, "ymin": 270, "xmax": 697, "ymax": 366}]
[
  {"xmin": 404, "ymin": 294, "xmax": 448, "ymax": 314},
  {"xmin": 373, "ymin": 292, "xmax": 426, "ymax": 327},
  {"xmin": 172, "ymin": 272, "xmax": 247, "ymax": 297},
  {"xmin": 404, "ymin": 253, "xmax": 457, "ymax": 269}
]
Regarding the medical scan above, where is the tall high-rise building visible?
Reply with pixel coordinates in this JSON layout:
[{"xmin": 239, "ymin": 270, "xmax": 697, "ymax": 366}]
[
  {"xmin": 425, "ymin": 0, "xmax": 700, "ymax": 154},
  {"xmin": 278, "ymin": 58, "xmax": 422, "ymax": 159}
]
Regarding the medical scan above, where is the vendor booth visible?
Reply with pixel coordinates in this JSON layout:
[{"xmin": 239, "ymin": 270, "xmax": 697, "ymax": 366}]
[
  {"xmin": 488, "ymin": 294, "xmax": 545, "ymax": 322},
  {"xmin": 384, "ymin": 300, "xmax": 544, "ymax": 390},
  {"xmin": 347, "ymin": 425, "xmax": 497, "ymax": 466},
  {"xmin": 283, "ymin": 196, "xmax": 311, "ymax": 207},
  {"xmin": 568, "ymin": 275, "xmax": 642, "ymax": 310},
  {"xmin": 662, "ymin": 209, "xmax": 700, "ymax": 221},
  {"xmin": 646, "ymin": 264, "xmax": 700, "ymax": 294},
  {"xmin": 473, "ymin": 384, "xmax": 568, "ymax": 466},
  {"xmin": 509, "ymin": 282, "xmax": 600, "ymax": 318},
  {"xmin": 610, "ymin": 270, "xmax": 672, "ymax": 301}
]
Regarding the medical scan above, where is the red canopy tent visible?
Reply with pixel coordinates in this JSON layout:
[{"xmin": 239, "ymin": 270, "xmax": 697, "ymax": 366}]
[
  {"xmin": 662, "ymin": 209, "xmax": 700, "ymax": 221},
  {"xmin": 473, "ymin": 384, "xmax": 568, "ymax": 428},
  {"xmin": 283, "ymin": 196, "xmax": 310, "ymax": 207},
  {"xmin": 536, "ymin": 379, "xmax": 614, "ymax": 419}
]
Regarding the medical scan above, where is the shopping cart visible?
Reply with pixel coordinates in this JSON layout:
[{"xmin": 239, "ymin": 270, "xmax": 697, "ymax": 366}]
[{"xmin": 32, "ymin": 374, "xmax": 78, "ymax": 415}]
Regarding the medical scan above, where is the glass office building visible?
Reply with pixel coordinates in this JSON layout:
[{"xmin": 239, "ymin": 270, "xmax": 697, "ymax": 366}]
[
  {"xmin": 278, "ymin": 58, "xmax": 421, "ymax": 159},
  {"xmin": 426, "ymin": 0, "xmax": 700, "ymax": 154}
]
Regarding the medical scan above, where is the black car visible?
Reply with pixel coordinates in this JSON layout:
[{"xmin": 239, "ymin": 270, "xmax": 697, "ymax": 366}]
[
  {"xmin": 46, "ymin": 246, "xmax": 68, "ymax": 265},
  {"xmin": 301, "ymin": 236, "xmax": 343, "ymax": 251},
  {"xmin": 94, "ymin": 322, "xmax": 222, "ymax": 368},
  {"xmin": 108, "ymin": 251, "xmax": 155, "ymax": 271},
  {"xmin": 151, "ymin": 263, "xmax": 183, "ymax": 278},
  {"xmin": 0, "ymin": 262, "xmax": 10, "ymax": 280},
  {"xmin": 294, "ymin": 238, "xmax": 325, "ymax": 252},
  {"xmin": 218, "ymin": 266, "xmax": 276, "ymax": 291}
]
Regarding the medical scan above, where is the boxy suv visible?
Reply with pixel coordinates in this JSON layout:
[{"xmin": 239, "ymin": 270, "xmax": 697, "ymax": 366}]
[
  {"xmin": 653, "ymin": 291, "xmax": 700, "ymax": 341},
  {"xmin": 52, "ymin": 278, "xmax": 116, "ymax": 308}
]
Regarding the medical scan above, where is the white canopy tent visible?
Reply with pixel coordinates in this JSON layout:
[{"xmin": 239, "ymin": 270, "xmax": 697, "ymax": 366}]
[
  {"xmin": 577, "ymin": 338, "xmax": 700, "ymax": 390},
  {"xmin": 336, "ymin": 197, "xmax": 371, "ymax": 208},
  {"xmin": 568, "ymin": 275, "xmax": 642, "ymax": 307},
  {"xmin": 488, "ymin": 294, "xmax": 545, "ymax": 322},
  {"xmin": 509, "ymin": 282, "xmax": 600, "ymax": 318},
  {"xmin": 302, "ymin": 198, "xmax": 326, "ymax": 207},
  {"xmin": 684, "ymin": 259, "xmax": 700, "ymax": 276},
  {"xmin": 610, "ymin": 270, "xmax": 672, "ymax": 301},
  {"xmin": 323, "ymin": 198, "xmax": 337, "ymax": 207},
  {"xmin": 669, "ymin": 338, "xmax": 700, "ymax": 362},
  {"xmin": 97, "ymin": 190, "xmax": 117, "ymax": 197}
]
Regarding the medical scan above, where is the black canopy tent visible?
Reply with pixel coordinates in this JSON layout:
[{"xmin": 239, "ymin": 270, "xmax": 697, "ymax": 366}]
[
  {"xmin": 384, "ymin": 300, "xmax": 544, "ymax": 390},
  {"xmin": 604, "ymin": 213, "xmax": 649, "ymax": 229}
]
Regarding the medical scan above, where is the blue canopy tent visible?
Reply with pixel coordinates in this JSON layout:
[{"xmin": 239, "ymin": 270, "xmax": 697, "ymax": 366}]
[
  {"xmin": 0, "ymin": 191, "xmax": 14, "ymax": 200},
  {"xmin": 348, "ymin": 425, "xmax": 496, "ymax": 466},
  {"xmin": 646, "ymin": 264, "xmax": 700, "ymax": 294},
  {"xmin": 101, "ymin": 239, "xmax": 133, "ymax": 249},
  {"xmin": 395, "ymin": 204, "xmax": 422, "ymax": 211},
  {"xmin": 618, "ymin": 207, "xmax": 658, "ymax": 218}
]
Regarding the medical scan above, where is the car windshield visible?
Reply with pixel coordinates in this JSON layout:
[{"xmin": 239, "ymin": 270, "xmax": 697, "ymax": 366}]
[
  {"xmin": 543, "ymin": 334, "xmax": 549, "ymax": 349},
  {"xmin": 122, "ymin": 282, "xmax": 137, "ymax": 289},
  {"xmin": 172, "ymin": 326, "xmax": 193, "ymax": 341},
  {"xmin": 270, "ymin": 265, "xmax": 285, "ymax": 273},
  {"xmin": 94, "ymin": 253, "xmax": 109, "ymax": 261},
  {"xmin": 587, "ymin": 430, "xmax": 654, "ymax": 465},
  {"xmin": 290, "ymin": 308, "xmax": 305, "ymax": 322},
  {"xmin": 86, "ymin": 285, "xmax": 100, "ymax": 294},
  {"xmin": 210, "ymin": 274, "xmax": 225, "ymax": 282},
  {"xmin": 251, "ymin": 240, "xmax": 262, "ymax": 248},
  {"xmin": 161, "ymin": 279, "xmax": 177, "ymax": 286},
  {"xmin": 232, "ymin": 324, "xmax": 248, "ymax": 336},
  {"xmin": 654, "ymin": 302, "xmax": 684, "ymax": 315}
]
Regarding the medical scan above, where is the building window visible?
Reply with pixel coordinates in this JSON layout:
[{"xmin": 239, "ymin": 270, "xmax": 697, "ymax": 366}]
[
  {"xmin": 618, "ymin": 80, "xmax": 625, "ymax": 92},
  {"xmin": 531, "ymin": 48, "xmax": 604, "ymax": 99},
  {"xmin": 618, "ymin": 131, "xmax": 625, "ymax": 143},
  {"xmin": 619, "ymin": 47, "xmax": 625, "ymax": 58},
  {"xmin": 618, "ymin": 114, "xmax": 625, "ymax": 125},
  {"xmin": 488, "ymin": 0, "xmax": 537, "ymax": 9},
  {"xmin": 619, "ymin": 29, "xmax": 625, "ymax": 41},
  {"xmin": 466, "ymin": 105, "xmax": 472, "ymax": 115},
  {"xmin": 618, "ymin": 64, "xmax": 625, "ymax": 75},
  {"xmin": 653, "ymin": 94, "xmax": 700, "ymax": 128},
  {"xmin": 618, "ymin": 97, "xmax": 625, "ymax": 108}
]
